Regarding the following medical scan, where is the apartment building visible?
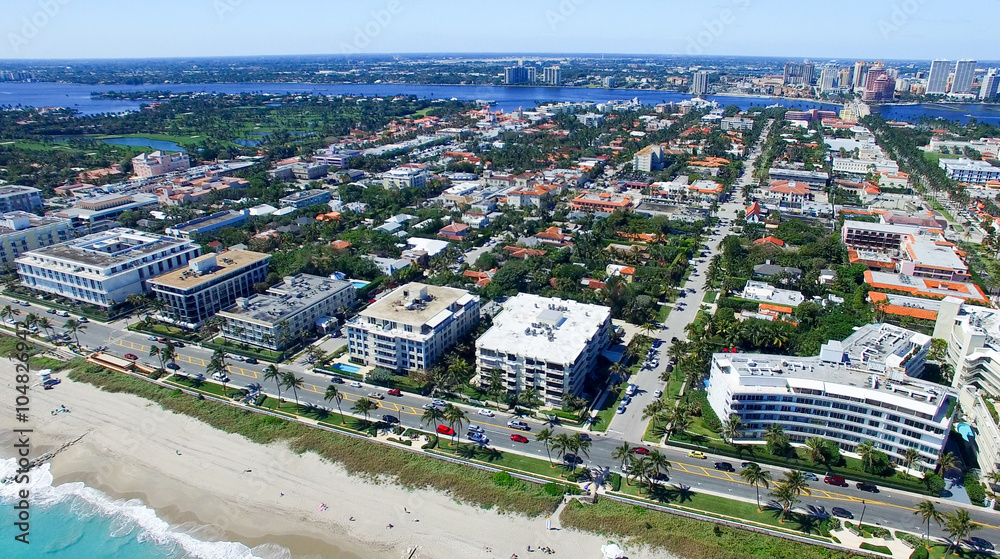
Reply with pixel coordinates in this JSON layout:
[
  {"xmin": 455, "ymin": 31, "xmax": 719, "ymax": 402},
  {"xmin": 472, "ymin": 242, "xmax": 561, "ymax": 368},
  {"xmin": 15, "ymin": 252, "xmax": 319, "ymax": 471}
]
[
  {"xmin": 939, "ymin": 158, "xmax": 1000, "ymax": 184},
  {"xmin": 131, "ymin": 151, "xmax": 191, "ymax": 178},
  {"xmin": 0, "ymin": 212, "xmax": 73, "ymax": 267},
  {"xmin": 708, "ymin": 323, "xmax": 951, "ymax": 471},
  {"xmin": 926, "ymin": 60, "xmax": 951, "ymax": 95},
  {"xmin": 383, "ymin": 166, "xmax": 428, "ymax": 189},
  {"xmin": 0, "ymin": 186, "xmax": 43, "ymax": 213},
  {"xmin": 15, "ymin": 228, "xmax": 201, "ymax": 308},
  {"xmin": 476, "ymin": 294, "xmax": 612, "ymax": 407},
  {"xmin": 569, "ymin": 192, "xmax": 632, "ymax": 213},
  {"xmin": 149, "ymin": 250, "xmax": 271, "ymax": 329},
  {"xmin": 165, "ymin": 210, "xmax": 249, "ymax": 239},
  {"xmin": 347, "ymin": 283, "xmax": 479, "ymax": 372},
  {"xmin": 279, "ymin": 189, "xmax": 332, "ymax": 208},
  {"xmin": 218, "ymin": 274, "xmax": 356, "ymax": 351},
  {"xmin": 841, "ymin": 221, "xmax": 919, "ymax": 252},
  {"xmin": 633, "ymin": 144, "xmax": 665, "ymax": 172}
]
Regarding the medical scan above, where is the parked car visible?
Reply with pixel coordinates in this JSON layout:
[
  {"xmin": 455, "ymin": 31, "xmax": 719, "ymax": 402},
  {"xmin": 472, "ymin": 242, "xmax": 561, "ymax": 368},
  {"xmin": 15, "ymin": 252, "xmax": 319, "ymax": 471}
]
[
  {"xmin": 803, "ymin": 472, "xmax": 819, "ymax": 481},
  {"xmin": 856, "ymin": 482, "xmax": 879, "ymax": 493},
  {"xmin": 45, "ymin": 308, "xmax": 56, "ymax": 314},
  {"xmin": 381, "ymin": 415, "xmax": 399, "ymax": 424},
  {"xmin": 76, "ymin": 316, "xmax": 86, "ymax": 322},
  {"xmin": 467, "ymin": 425, "xmax": 485, "ymax": 434},
  {"xmin": 510, "ymin": 434, "xmax": 529, "ymax": 443},
  {"xmin": 616, "ymin": 404, "xmax": 626, "ymax": 414},
  {"xmin": 625, "ymin": 384, "xmax": 637, "ymax": 397},
  {"xmin": 349, "ymin": 381, "xmax": 362, "ymax": 388},
  {"xmin": 824, "ymin": 475, "xmax": 847, "ymax": 487},
  {"xmin": 367, "ymin": 392, "xmax": 385, "ymax": 400},
  {"xmin": 653, "ymin": 389, "xmax": 663, "ymax": 398},
  {"xmin": 147, "ymin": 335, "xmax": 159, "ymax": 341},
  {"xmin": 831, "ymin": 507, "xmax": 854, "ymax": 519},
  {"xmin": 477, "ymin": 409, "xmax": 495, "ymax": 417},
  {"xmin": 507, "ymin": 420, "xmax": 530, "ymax": 431},
  {"xmin": 173, "ymin": 341, "xmax": 185, "ymax": 348},
  {"xmin": 432, "ymin": 399, "xmax": 447, "ymax": 407},
  {"xmin": 714, "ymin": 462, "xmax": 735, "ymax": 472},
  {"xmin": 124, "ymin": 353, "xmax": 138, "ymax": 360},
  {"xmin": 741, "ymin": 461, "xmax": 757, "ymax": 469},
  {"xmin": 969, "ymin": 537, "xmax": 994, "ymax": 551},
  {"xmin": 622, "ymin": 396, "xmax": 632, "ymax": 406},
  {"xmin": 631, "ymin": 447, "xmax": 650, "ymax": 455},
  {"xmin": 384, "ymin": 389, "xmax": 400, "ymax": 396},
  {"xmin": 468, "ymin": 433, "xmax": 489, "ymax": 444},
  {"xmin": 578, "ymin": 433, "xmax": 591, "ymax": 442},
  {"xmin": 156, "ymin": 337, "xmax": 167, "ymax": 343},
  {"xmin": 688, "ymin": 451, "xmax": 707, "ymax": 459},
  {"xmin": 436, "ymin": 425, "xmax": 455, "ymax": 436},
  {"xmin": 165, "ymin": 362, "xmax": 180, "ymax": 370},
  {"xmin": 43, "ymin": 378, "xmax": 61, "ymax": 387}
]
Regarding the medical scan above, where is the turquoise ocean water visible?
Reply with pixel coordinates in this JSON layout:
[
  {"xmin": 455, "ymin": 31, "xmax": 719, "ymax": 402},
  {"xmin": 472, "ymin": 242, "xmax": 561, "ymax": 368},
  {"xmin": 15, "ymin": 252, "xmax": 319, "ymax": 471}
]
[{"xmin": 0, "ymin": 459, "xmax": 289, "ymax": 559}]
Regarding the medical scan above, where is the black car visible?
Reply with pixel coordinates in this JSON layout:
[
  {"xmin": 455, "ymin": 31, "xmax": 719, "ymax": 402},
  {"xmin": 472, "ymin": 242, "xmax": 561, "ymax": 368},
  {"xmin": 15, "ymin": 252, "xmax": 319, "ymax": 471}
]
[
  {"xmin": 166, "ymin": 363, "xmax": 180, "ymax": 370},
  {"xmin": 831, "ymin": 507, "xmax": 854, "ymax": 519},
  {"xmin": 381, "ymin": 415, "xmax": 399, "ymax": 424},
  {"xmin": 563, "ymin": 453, "xmax": 582, "ymax": 464},
  {"xmin": 173, "ymin": 342, "xmax": 185, "ymax": 348},
  {"xmin": 856, "ymin": 482, "xmax": 879, "ymax": 493},
  {"xmin": 245, "ymin": 357, "xmax": 258, "ymax": 365},
  {"xmin": 714, "ymin": 462, "xmax": 735, "ymax": 472},
  {"xmin": 578, "ymin": 433, "xmax": 591, "ymax": 442},
  {"xmin": 740, "ymin": 461, "xmax": 757, "ymax": 469}
]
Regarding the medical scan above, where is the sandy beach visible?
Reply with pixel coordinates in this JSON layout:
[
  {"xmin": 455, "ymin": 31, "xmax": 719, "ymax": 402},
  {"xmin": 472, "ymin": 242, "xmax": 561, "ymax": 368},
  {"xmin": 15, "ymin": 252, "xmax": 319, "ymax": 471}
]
[{"xmin": 0, "ymin": 362, "xmax": 660, "ymax": 559}]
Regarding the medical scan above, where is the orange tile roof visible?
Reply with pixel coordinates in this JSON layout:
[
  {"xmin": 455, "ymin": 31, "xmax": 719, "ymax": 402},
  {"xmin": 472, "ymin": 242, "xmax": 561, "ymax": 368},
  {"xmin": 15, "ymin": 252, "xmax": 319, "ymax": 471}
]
[
  {"xmin": 503, "ymin": 246, "xmax": 547, "ymax": 259},
  {"xmin": 330, "ymin": 240, "xmax": 351, "ymax": 250},
  {"xmin": 754, "ymin": 236, "xmax": 785, "ymax": 247},
  {"xmin": 759, "ymin": 303, "xmax": 794, "ymax": 314}
]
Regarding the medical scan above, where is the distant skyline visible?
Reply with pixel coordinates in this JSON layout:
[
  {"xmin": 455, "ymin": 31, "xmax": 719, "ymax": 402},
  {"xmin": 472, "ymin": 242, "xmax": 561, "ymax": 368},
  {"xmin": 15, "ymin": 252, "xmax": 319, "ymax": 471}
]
[{"xmin": 2, "ymin": 0, "xmax": 997, "ymax": 61}]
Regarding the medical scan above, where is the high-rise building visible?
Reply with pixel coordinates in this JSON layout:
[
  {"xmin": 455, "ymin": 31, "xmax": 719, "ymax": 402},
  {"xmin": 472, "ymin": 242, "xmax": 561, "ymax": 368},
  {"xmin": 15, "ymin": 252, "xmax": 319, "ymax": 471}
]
[
  {"xmin": 980, "ymin": 68, "xmax": 1000, "ymax": 100},
  {"xmin": 504, "ymin": 63, "xmax": 536, "ymax": 85},
  {"xmin": 852, "ymin": 61, "xmax": 870, "ymax": 91},
  {"xmin": 818, "ymin": 64, "xmax": 839, "ymax": 93},
  {"xmin": 543, "ymin": 66, "xmax": 562, "ymax": 86},
  {"xmin": 863, "ymin": 73, "xmax": 896, "ymax": 102},
  {"xmin": 926, "ymin": 59, "xmax": 951, "ymax": 95},
  {"xmin": 691, "ymin": 70, "xmax": 710, "ymax": 95},
  {"xmin": 838, "ymin": 67, "xmax": 853, "ymax": 91},
  {"xmin": 783, "ymin": 61, "xmax": 814, "ymax": 86},
  {"xmin": 951, "ymin": 59, "xmax": 977, "ymax": 94},
  {"xmin": 603, "ymin": 76, "xmax": 616, "ymax": 89}
]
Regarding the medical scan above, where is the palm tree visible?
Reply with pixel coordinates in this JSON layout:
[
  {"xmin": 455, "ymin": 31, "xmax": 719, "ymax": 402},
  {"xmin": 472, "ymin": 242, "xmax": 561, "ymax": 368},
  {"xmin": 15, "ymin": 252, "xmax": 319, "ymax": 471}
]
[
  {"xmin": 552, "ymin": 433, "xmax": 581, "ymax": 469},
  {"xmin": 612, "ymin": 440, "xmax": 633, "ymax": 470},
  {"xmin": 937, "ymin": 451, "xmax": 959, "ymax": 477},
  {"xmin": 262, "ymin": 365, "xmax": 282, "ymax": 402},
  {"xmin": 721, "ymin": 415, "xmax": 743, "ymax": 445},
  {"xmin": 902, "ymin": 447, "xmax": 921, "ymax": 478},
  {"xmin": 36, "ymin": 316, "xmax": 53, "ymax": 340},
  {"xmin": 63, "ymin": 318, "xmax": 86, "ymax": 347},
  {"xmin": 740, "ymin": 463, "xmax": 771, "ymax": 511},
  {"xmin": 421, "ymin": 406, "xmax": 444, "ymax": 429},
  {"xmin": 443, "ymin": 404, "xmax": 468, "ymax": 446},
  {"xmin": 0, "ymin": 304, "xmax": 17, "ymax": 324},
  {"xmin": 351, "ymin": 397, "xmax": 377, "ymax": 424},
  {"xmin": 857, "ymin": 441, "xmax": 877, "ymax": 473},
  {"xmin": 647, "ymin": 449, "xmax": 671, "ymax": 481},
  {"xmin": 805, "ymin": 437, "xmax": 826, "ymax": 463},
  {"xmin": 485, "ymin": 369, "xmax": 505, "ymax": 410},
  {"xmin": 781, "ymin": 470, "xmax": 811, "ymax": 498},
  {"xmin": 148, "ymin": 345, "xmax": 164, "ymax": 372},
  {"xmin": 913, "ymin": 500, "xmax": 943, "ymax": 549},
  {"xmin": 324, "ymin": 384, "xmax": 344, "ymax": 424},
  {"xmin": 642, "ymin": 399, "xmax": 666, "ymax": 422},
  {"xmin": 640, "ymin": 322, "xmax": 657, "ymax": 338},
  {"xmin": 667, "ymin": 406, "xmax": 691, "ymax": 439},
  {"xmin": 536, "ymin": 428, "xmax": 554, "ymax": 464},
  {"xmin": 282, "ymin": 372, "xmax": 304, "ymax": 407},
  {"xmin": 763, "ymin": 423, "xmax": 787, "ymax": 455},
  {"xmin": 769, "ymin": 482, "xmax": 798, "ymax": 523},
  {"xmin": 943, "ymin": 508, "xmax": 981, "ymax": 555}
]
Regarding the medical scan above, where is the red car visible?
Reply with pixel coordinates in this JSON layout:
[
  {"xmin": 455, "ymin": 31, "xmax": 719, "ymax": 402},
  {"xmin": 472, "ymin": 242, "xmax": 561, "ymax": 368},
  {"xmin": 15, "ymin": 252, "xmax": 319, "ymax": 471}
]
[
  {"xmin": 387, "ymin": 389, "xmax": 402, "ymax": 396},
  {"xmin": 510, "ymin": 434, "xmax": 529, "ymax": 443},
  {"xmin": 631, "ymin": 447, "xmax": 650, "ymax": 455},
  {"xmin": 436, "ymin": 425, "xmax": 455, "ymax": 436},
  {"xmin": 124, "ymin": 353, "xmax": 138, "ymax": 360},
  {"xmin": 824, "ymin": 475, "xmax": 847, "ymax": 486}
]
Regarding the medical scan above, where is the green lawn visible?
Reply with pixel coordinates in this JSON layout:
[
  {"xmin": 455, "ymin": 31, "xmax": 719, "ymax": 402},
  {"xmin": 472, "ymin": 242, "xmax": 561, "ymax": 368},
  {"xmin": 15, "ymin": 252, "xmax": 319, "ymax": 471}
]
[
  {"xmin": 167, "ymin": 376, "xmax": 233, "ymax": 399},
  {"xmin": 129, "ymin": 321, "xmax": 201, "ymax": 342},
  {"xmin": 921, "ymin": 151, "xmax": 961, "ymax": 165},
  {"xmin": 593, "ymin": 386, "xmax": 626, "ymax": 432},
  {"xmin": 206, "ymin": 337, "xmax": 284, "ymax": 361},
  {"xmin": 704, "ymin": 291, "xmax": 719, "ymax": 304},
  {"xmin": 657, "ymin": 304, "xmax": 672, "ymax": 322},
  {"xmin": 926, "ymin": 198, "xmax": 956, "ymax": 223},
  {"xmin": 434, "ymin": 442, "xmax": 576, "ymax": 480}
]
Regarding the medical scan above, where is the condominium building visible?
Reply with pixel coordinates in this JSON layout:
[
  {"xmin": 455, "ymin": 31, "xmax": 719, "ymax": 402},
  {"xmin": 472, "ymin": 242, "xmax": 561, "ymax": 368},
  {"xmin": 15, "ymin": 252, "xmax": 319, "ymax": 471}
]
[
  {"xmin": 15, "ymin": 228, "xmax": 201, "ymax": 308},
  {"xmin": 165, "ymin": 210, "xmax": 249, "ymax": 239},
  {"xmin": 475, "ymin": 294, "xmax": 612, "ymax": 406},
  {"xmin": 148, "ymin": 250, "xmax": 271, "ymax": 329},
  {"xmin": 383, "ymin": 166, "xmax": 428, "ymax": 189},
  {"xmin": 0, "ymin": 186, "xmax": 43, "ymax": 213},
  {"xmin": 952, "ymin": 59, "xmax": 977, "ymax": 94},
  {"xmin": 783, "ymin": 61, "xmax": 814, "ymax": 86},
  {"xmin": 279, "ymin": 189, "xmax": 333, "ymax": 209},
  {"xmin": 707, "ymin": 323, "xmax": 952, "ymax": 471},
  {"xmin": 505, "ymin": 64, "xmax": 536, "ymax": 85},
  {"xmin": 218, "ymin": 274, "xmax": 356, "ymax": 350},
  {"xmin": 633, "ymin": 144, "xmax": 665, "ymax": 173},
  {"xmin": 347, "ymin": 283, "xmax": 479, "ymax": 372},
  {"xmin": 939, "ymin": 158, "xmax": 1000, "ymax": 184},
  {"xmin": 0, "ymin": 212, "xmax": 73, "ymax": 267},
  {"xmin": 841, "ymin": 221, "xmax": 919, "ymax": 252},
  {"xmin": 543, "ymin": 66, "xmax": 562, "ymax": 86},
  {"xmin": 691, "ymin": 70, "xmax": 710, "ymax": 95},
  {"xmin": 852, "ymin": 61, "xmax": 870, "ymax": 91},
  {"xmin": 980, "ymin": 69, "xmax": 1000, "ymax": 100},
  {"xmin": 926, "ymin": 60, "xmax": 951, "ymax": 95},
  {"xmin": 818, "ymin": 64, "xmax": 838, "ymax": 93},
  {"xmin": 131, "ymin": 151, "xmax": 190, "ymax": 178},
  {"xmin": 569, "ymin": 192, "xmax": 632, "ymax": 213}
]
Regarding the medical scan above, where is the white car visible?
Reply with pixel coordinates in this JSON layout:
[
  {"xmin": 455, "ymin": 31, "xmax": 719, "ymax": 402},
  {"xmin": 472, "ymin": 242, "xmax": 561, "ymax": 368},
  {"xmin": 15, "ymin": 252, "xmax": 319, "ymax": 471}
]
[
  {"xmin": 211, "ymin": 372, "xmax": 230, "ymax": 382},
  {"xmin": 349, "ymin": 381, "xmax": 362, "ymax": 388},
  {"xmin": 367, "ymin": 392, "xmax": 385, "ymax": 400},
  {"xmin": 477, "ymin": 409, "xmax": 495, "ymax": 417},
  {"xmin": 653, "ymin": 390, "xmax": 663, "ymax": 398}
]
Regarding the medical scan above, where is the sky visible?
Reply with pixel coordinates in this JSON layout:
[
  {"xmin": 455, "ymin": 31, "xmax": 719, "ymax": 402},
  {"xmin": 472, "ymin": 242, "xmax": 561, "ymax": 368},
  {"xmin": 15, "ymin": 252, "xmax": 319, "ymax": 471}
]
[{"xmin": 1, "ymin": 0, "xmax": 996, "ymax": 61}]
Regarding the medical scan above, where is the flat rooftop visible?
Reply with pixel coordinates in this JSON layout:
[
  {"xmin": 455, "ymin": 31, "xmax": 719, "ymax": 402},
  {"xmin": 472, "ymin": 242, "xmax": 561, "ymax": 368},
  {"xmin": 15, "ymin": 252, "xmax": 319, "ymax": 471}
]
[
  {"xmin": 865, "ymin": 270, "xmax": 987, "ymax": 302},
  {"xmin": 170, "ymin": 210, "xmax": 247, "ymax": 233},
  {"xmin": 0, "ymin": 185, "xmax": 40, "ymax": 196},
  {"xmin": 280, "ymin": 189, "xmax": 329, "ymax": 202},
  {"xmin": 20, "ymin": 228, "xmax": 194, "ymax": 269},
  {"xmin": 220, "ymin": 274, "xmax": 353, "ymax": 325},
  {"xmin": 362, "ymin": 283, "xmax": 472, "ymax": 327},
  {"xmin": 741, "ymin": 280, "xmax": 805, "ymax": 307},
  {"xmin": 150, "ymin": 250, "xmax": 270, "ymax": 290},
  {"xmin": 0, "ymin": 212, "xmax": 68, "ymax": 234},
  {"xmin": 843, "ymin": 220, "xmax": 920, "ymax": 235},
  {"xmin": 477, "ymin": 294, "xmax": 610, "ymax": 364},
  {"xmin": 905, "ymin": 241, "xmax": 967, "ymax": 271}
]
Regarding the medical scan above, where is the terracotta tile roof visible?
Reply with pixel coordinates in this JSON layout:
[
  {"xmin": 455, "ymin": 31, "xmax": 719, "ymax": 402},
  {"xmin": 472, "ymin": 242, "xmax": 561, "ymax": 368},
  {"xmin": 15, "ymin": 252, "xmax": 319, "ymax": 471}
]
[{"xmin": 754, "ymin": 236, "xmax": 785, "ymax": 247}]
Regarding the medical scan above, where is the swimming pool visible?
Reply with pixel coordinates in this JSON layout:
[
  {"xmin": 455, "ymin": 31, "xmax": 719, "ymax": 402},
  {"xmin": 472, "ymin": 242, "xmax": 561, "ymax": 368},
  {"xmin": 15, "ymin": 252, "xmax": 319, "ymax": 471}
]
[
  {"xmin": 351, "ymin": 280, "xmax": 370, "ymax": 289},
  {"xmin": 333, "ymin": 363, "xmax": 362, "ymax": 374},
  {"xmin": 957, "ymin": 422, "xmax": 975, "ymax": 442}
]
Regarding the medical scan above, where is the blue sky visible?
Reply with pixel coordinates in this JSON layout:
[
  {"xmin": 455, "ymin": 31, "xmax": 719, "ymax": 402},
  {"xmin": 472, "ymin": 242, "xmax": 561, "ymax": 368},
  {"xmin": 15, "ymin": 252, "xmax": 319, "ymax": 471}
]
[{"xmin": 1, "ymin": 0, "xmax": 995, "ymax": 61}]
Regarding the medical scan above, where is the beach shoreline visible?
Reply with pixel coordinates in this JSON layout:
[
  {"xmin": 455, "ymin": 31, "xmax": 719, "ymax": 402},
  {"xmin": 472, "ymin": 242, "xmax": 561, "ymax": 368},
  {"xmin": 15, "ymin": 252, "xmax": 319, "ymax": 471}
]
[{"xmin": 0, "ymin": 364, "xmax": 658, "ymax": 559}]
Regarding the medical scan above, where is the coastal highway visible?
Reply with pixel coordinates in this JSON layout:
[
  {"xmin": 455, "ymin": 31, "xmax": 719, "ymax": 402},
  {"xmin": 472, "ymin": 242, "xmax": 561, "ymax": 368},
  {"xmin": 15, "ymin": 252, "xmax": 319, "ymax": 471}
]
[{"xmin": 10, "ymin": 298, "xmax": 998, "ymax": 546}]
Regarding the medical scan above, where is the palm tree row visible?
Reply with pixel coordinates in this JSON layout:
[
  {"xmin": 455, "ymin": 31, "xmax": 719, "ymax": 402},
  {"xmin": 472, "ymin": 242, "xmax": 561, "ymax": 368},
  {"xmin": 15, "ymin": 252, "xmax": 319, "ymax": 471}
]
[{"xmin": 913, "ymin": 500, "xmax": 982, "ymax": 554}]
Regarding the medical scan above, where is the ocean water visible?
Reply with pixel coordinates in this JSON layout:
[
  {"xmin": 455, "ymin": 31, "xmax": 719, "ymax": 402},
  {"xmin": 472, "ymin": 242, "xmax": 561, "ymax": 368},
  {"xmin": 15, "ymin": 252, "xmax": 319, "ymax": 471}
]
[{"xmin": 0, "ymin": 459, "xmax": 289, "ymax": 559}]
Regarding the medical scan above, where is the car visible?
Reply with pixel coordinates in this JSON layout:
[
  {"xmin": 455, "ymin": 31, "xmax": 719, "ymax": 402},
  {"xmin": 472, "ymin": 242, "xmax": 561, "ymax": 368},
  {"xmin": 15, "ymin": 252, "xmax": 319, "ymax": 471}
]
[
  {"xmin": 387, "ymin": 389, "xmax": 402, "ymax": 396},
  {"xmin": 622, "ymin": 396, "xmax": 632, "ymax": 406},
  {"xmin": 507, "ymin": 420, "xmax": 529, "ymax": 431},
  {"xmin": 510, "ymin": 434, "xmax": 529, "ymax": 443},
  {"xmin": 76, "ymin": 316, "xmax": 87, "ymax": 322},
  {"xmin": 831, "ymin": 507, "xmax": 854, "ymax": 519},
  {"xmin": 625, "ymin": 384, "xmax": 637, "ymax": 397},
  {"xmin": 616, "ymin": 405, "xmax": 626, "ymax": 414},
  {"xmin": 329, "ymin": 377, "xmax": 344, "ymax": 384},
  {"xmin": 563, "ymin": 453, "xmax": 582, "ymax": 464},
  {"xmin": 741, "ymin": 461, "xmax": 757, "ymax": 469},
  {"xmin": 688, "ymin": 451, "xmax": 707, "ymax": 459},
  {"xmin": 244, "ymin": 357, "xmax": 257, "ymax": 364},
  {"xmin": 172, "ymin": 341, "xmax": 185, "ymax": 348},
  {"xmin": 432, "ymin": 399, "xmax": 447, "ymax": 407},
  {"xmin": 367, "ymin": 392, "xmax": 385, "ymax": 400},
  {"xmin": 467, "ymin": 425, "xmax": 485, "ymax": 434},
  {"xmin": 653, "ymin": 390, "xmax": 663, "ymax": 398},
  {"xmin": 349, "ymin": 381, "xmax": 362, "ymax": 388},
  {"xmin": 211, "ymin": 372, "xmax": 230, "ymax": 382},
  {"xmin": 824, "ymin": 475, "xmax": 847, "ymax": 486},
  {"xmin": 381, "ymin": 414, "xmax": 399, "ymax": 424},
  {"xmin": 714, "ymin": 462, "xmax": 735, "ymax": 472},
  {"xmin": 620, "ymin": 464, "xmax": 632, "ymax": 474},
  {"xmin": 477, "ymin": 409, "xmax": 495, "ymax": 417},
  {"xmin": 436, "ymin": 425, "xmax": 455, "ymax": 436},
  {"xmin": 124, "ymin": 353, "xmax": 138, "ymax": 360},
  {"xmin": 166, "ymin": 363, "xmax": 180, "ymax": 370},
  {"xmin": 578, "ymin": 433, "xmax": 591, "ymax": 442},
  {"xmin": 468, "ymin": 433, "xmax": 489, "ymax": 444},
  {"xmin": 856, "ymin": 482, "xmax": 879, "ymax": 493},
  {"xmin": 148, "ymin": 335, "xmax": 159, "ymax": 341},
  {"xmin": 56, "ymin": 310, "xmax": 70, "ymax": 317},
  {"xmin": 43, "ymin": 378, "xmax": 61, "ymax": 387},
  {"xmin": 803, "ymin": 472, "xmax": 819, "ymax": 481},
  {"xmin": 631, "ymin": 447, "xmax": 650, "ymax": 455},
  {"xmin": 969, "ymin": 537, "xmax": 994, "ymax": 551}
]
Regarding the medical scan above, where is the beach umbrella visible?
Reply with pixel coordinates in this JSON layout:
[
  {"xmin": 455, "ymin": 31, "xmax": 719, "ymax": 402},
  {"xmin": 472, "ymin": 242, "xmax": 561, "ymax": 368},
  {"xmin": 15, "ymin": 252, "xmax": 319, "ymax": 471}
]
[{"xmin": 601, "ymin": 543, "xmax": 625, "ymax": 559}]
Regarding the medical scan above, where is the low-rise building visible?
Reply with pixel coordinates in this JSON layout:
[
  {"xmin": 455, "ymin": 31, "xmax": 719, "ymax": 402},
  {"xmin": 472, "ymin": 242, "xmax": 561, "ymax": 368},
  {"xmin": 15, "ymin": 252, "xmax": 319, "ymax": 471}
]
[
  {"xmin": 476, "ymin": 294, "xmax": 612, "ymax": 407},
  {"xmin": 939, "ymin": 158, "xmax": 1000, "ymax": 184},
  {"xmin": 569, "ymin": 192, "xmax": 632, "ymax": 213},
  {"xmin": 279, "ymin": 189, "xmax": 332, "ymax": 208},
  {"xmin": 132, "ymin": 151, "xmax": 190, "ymax": 178},
  {"xmin": 149, "ymin": 250, "xmax": 271, "ymax": 329},
  {"xmin": 165, "ymin": 210, "xmax": 249, "ymax": 239},
  {"xmin": 767, "ymin": 167, "xmax": 829, "ymax": 188},
  {"xmin": 383, "ymin": 165, "xmax": 428, "ymax": 189},
  {"xmin": 0, "ymin": 212, "xmax": 73, "ymax": 267},
  {"xmin": 218, "ymin": 274, "xmax": 356, "ymax": 350},
  {"xmin": 708, "ymin": 323, "xmax": 951, "ymax": 471},
  {"xmin": 740, "ymin": 280, "xmax": 804, "ymax": 307},
  {"xmin": 347, "ymin": 283, "xmax": 479, "ymax": 372},
  {"xmin": 16, "ymin": 228, "xmax": 201, "ymax": 308},
  {"xmin": 0, "ymin": 185, "xmax": 43, "ymax": 213}
]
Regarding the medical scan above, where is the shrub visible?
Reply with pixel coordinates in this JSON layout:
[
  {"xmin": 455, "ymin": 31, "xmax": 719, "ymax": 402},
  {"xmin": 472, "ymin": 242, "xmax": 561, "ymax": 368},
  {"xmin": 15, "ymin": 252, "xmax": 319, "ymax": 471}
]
[
  {"xmin": 923, "ymin": 472, "xmax": 945, "ymax": 494},
  {"xmin": 964, "ymin": 472, "xmax": 986, "ymax": 506},
  {"xmin": 610, "ymin": 473, "xmax": 622, "ymax": 492},
  {"xmin": 542, "ymin": 483, "xmax": 564, "ymax": 496},
  {"xmin": 860, "ymin": 542, "xmax": 892, "ymax": 554},
  {"xmin": 493, "ymin": 471, "xmax": 516, "ymax": 487},
  {"xmin": 909, "ymin": 546, "xmax": 929, "ymax": 559}
]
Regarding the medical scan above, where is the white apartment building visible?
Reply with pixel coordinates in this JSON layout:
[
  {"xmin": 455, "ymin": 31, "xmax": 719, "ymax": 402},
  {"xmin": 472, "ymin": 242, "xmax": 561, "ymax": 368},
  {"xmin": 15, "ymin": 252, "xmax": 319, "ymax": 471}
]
[
  {"xmin": 980, "ymin": 69, "xmax": 1000, "ymax": 100},
  {"xmin": 952, "ymin": 59, "xmax": 977, "ymax": 95},
  {"xmin": 0, "ymin": 186, "xmax": 43, "ymax": 214},
  {"xmin": 383, "ymin": 166, "xmax": 428, "ymax": 189},
  {"xmin": 708, "ymin": 323, "xmax": 952, "ymax": 472},
  {"xmin": 347, "ymin": 283, "xmax": 479, "ymax": 372},
  {"xmin": 131, "ymin": 151, "xmax": 191, "ymax": 178},
  {"xmin": 0, "ymin": 212, "xmax": 73, "ymax": 267},
  {"xmin": 476, "ymin": 294, "xmax": 612, "ymax": 407},
  {"xmin": 16, "ymin": 228, "xmax": 201, "ymax": 308},
  {"xmin": 832, "ymin": 157, "xmax": 900, "ymax": 175},
  {"xmin": 218, "ymin": 274, "xmax": 356, "ymax": 351},
  {"xmin": 633, "ymin": 144, "xmax": 665, "ymax": 173},
  {"xmin": 939, "ymin": 157, "xmax": 1000, "ymax": 184},
  {"xmin": 926, "ymin": 59, "xmax": 951, "ymax": 95}
]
